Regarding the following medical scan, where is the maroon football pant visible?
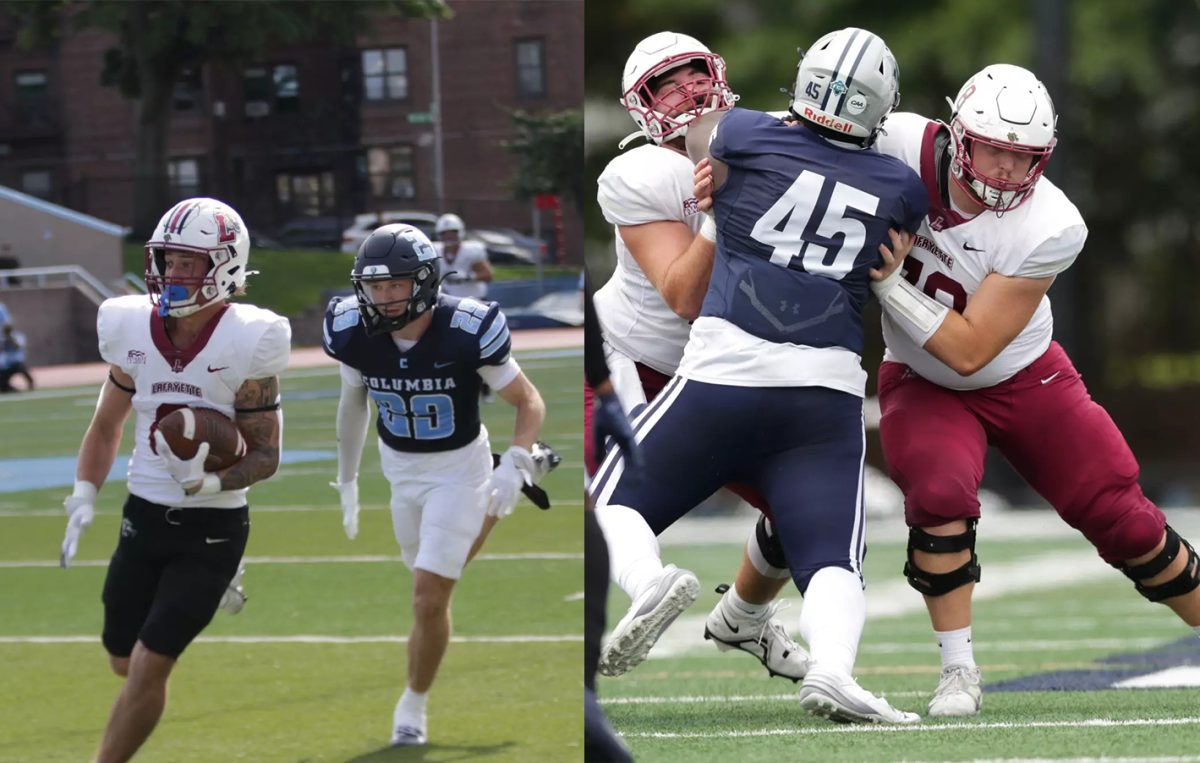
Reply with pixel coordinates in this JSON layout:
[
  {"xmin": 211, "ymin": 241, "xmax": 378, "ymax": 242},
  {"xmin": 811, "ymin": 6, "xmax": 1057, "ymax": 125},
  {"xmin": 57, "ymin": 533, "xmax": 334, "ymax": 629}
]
[{"xmin": 878, "ymin": 342, "xmax": 1164, "ymax": 564}]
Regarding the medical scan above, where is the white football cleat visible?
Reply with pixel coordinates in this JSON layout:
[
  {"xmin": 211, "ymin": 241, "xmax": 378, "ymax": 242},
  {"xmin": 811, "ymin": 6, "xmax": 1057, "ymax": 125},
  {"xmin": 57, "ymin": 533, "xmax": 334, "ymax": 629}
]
[
  {"xmin": 218, "ymin": 563, "xmax": 247, "ymax": 615},
  {"xmin": 390, "ymin": 724, "xmax": 427, "ymax": 747},
  {"xmin": 927, "ymin": 665, "xmax": 983, "ymax": 717},
  {"xmin": 598, "ymin": 564, "xmax": 700, "ymax": 677},
  {"xmin": 704, "ymin": 586, "xmax": 811, "ymax": 681},
  {"xmin": 798, "ymin": 666, "xmax": 920, "ymax": 724}
]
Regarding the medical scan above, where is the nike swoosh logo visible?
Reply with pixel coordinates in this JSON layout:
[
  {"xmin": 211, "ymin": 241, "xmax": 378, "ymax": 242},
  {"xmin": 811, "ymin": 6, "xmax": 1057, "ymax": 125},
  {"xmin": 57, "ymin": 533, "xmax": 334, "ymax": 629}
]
[
  {"xmin": 721, "ymin": 611, "xmax": 740, "ymax": 634},
  {"xmin": 205, "ymin": 537, "xmax": 230, "ymax": 544},
  {"xmin": 434, "ymin": 361, "xmax": 455, "ymax": 369},
  {"xmin": 1040, "ymin": 371, "xmax": 1061, "ymax": 385},
  {"xmin": 208, "ymin": 365, "xmax": 229, "ymax": 373},
  {"xmin": 962, "ymin": 242, "xmax": 985, "ymax": 252}
]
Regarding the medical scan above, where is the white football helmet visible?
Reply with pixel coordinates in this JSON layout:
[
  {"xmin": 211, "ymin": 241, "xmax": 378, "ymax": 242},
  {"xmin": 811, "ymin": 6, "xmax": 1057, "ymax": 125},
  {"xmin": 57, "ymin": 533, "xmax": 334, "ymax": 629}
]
[
  {"xmin": 790, "ymin": 27, "xmax": 899, "ymax": 147},
  {"xmin": 145, "ymin": 198, "xmax": 250, "ymax": 318},
  {"xmin": 435, "ymin": 213, "xmax": 465, "ymax": 237},
  {"xmin": 946, "ymin": 64, "xmax": 1057, "ymax": 212},
  {"xmin": 620, "ymin": 31, "xmax": 737, "ymax": 146}
]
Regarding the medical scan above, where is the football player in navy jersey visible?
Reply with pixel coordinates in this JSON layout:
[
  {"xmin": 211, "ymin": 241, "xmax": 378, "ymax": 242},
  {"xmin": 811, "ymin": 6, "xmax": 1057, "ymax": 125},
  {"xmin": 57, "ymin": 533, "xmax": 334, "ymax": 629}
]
[
  {"xmin": 592, "ymin": 28, "xmax": 927, "ymax": 724},
  {"xmin": 322, "ymin": 224, "xmax": 549, "ymax": 747}
]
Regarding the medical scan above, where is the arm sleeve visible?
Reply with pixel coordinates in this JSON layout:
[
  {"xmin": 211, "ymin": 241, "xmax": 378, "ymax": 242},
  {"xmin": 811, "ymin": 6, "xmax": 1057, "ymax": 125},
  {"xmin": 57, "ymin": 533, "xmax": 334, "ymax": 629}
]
[
  {"xmin": 247, "ymin": 316, "xmax": 292, "ymax": 377},
  {"xmin": 1006, "ymin": 223, "xmax": 1088, "ymax": 279},
  {"xmin": 584, "ymin": 269, "xmax": 610, "ymax": 389},
  {"xmin": 478, "ymin": 355, "xmax": 520, "ymax": 389},
  {"xmin": 335, "ymin": 373, "xmax": 371, "ymax": 484}
]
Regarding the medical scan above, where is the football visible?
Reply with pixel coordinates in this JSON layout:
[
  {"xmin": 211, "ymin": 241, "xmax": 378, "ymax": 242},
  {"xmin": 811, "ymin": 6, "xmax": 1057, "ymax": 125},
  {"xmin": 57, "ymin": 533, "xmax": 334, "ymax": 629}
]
[{"xmin": 154, "ymin": 407, "xmax": 247, "ymax": 471}]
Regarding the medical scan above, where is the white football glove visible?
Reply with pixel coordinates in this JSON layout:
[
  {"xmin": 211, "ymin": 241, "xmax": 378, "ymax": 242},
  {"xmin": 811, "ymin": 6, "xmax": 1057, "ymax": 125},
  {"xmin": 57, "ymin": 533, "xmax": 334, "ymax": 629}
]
[
  {"xmin": 486, "ymin": 446, "xmax": 535, "ymax": 518},
  {"xmin": 60, "ymin": 481, "xmax": 97, "ymax": 569},
  {"xmin": 153, "ymin": 431, "xmax": 218, "ymax": 495},
  {"xmin": 329, "ymin": 480, "xmax": 360, "ymax": 540}
]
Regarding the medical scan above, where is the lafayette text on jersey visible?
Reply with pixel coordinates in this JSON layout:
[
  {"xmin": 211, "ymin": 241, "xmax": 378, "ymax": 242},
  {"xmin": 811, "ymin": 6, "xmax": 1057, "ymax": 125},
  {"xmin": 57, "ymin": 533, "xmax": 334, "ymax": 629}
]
[
  {"xmin": 322, "ymin": 293, "xmax": 511, "ymax": 453},
  {"xmin": 98, "ymin": 294, "xmax": 292, "ymax": 508}
]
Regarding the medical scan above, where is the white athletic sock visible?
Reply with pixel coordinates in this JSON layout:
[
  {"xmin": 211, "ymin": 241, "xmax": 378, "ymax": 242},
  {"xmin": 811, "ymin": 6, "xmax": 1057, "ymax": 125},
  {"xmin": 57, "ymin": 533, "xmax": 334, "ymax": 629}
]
[
  {"xmin": 799, "ymin": 566, "xmax": 865, "ymax": 677},
  {"xmin": 934, "ymin": 626, "xmax": 977, "ymax": 670},
  {"xmin": 725, "ymin": 583, "xmax": 769, "ymax": 620},
  {"xmin": 595, "ymin": 504, "xmax": 664, "ymax": 601},
  {"xmin": 395, "ymin": 688, "xmax": 428, "ymax": 728}
]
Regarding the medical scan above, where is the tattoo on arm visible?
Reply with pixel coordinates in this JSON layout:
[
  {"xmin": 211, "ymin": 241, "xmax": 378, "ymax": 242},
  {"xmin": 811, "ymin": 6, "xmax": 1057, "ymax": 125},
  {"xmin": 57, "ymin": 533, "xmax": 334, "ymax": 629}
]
[{"xmin": 221, "ymin": 376, "xmax": 281, "ymax": 491}]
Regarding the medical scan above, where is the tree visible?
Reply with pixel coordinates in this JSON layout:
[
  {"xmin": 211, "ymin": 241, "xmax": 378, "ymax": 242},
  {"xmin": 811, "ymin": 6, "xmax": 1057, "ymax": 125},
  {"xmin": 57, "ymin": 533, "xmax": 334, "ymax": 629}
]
[
  {"xmin": 505, "ymin": 108, "xmax": 585, "ymax": 216},
  {"xmin": 13, "ymin": 0, "xmax": 449, "ymax": 236}
]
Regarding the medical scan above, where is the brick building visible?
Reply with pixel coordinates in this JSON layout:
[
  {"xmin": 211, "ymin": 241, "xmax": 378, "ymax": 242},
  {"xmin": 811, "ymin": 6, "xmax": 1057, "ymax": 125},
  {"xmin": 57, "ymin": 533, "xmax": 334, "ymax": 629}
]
[{"xmin": 0, "ymin": 0, "xmax": 583, "ymax": 261}]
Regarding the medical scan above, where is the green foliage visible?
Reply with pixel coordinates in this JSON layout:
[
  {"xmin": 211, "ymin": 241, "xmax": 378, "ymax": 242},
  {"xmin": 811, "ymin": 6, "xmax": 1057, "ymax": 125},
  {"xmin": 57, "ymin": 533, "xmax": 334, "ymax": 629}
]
[{"xmin": 505, "ymin": 108, "xmax": 586, "ymax": 215}]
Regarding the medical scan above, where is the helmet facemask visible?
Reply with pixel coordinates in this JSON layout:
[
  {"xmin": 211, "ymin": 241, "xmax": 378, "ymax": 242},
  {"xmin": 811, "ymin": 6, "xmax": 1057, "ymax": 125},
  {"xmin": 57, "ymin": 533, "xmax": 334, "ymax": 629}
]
[
  {"xmin": 949, "ymin": 118, "xmax": 1056, "ymax": 213},
  {"xmin": 621, "ymin": 32, "xmax": 737, "ymax": 146},
  {"xmin": 145, "ymin": 247, "xmax": 229, "ymax": 318}
]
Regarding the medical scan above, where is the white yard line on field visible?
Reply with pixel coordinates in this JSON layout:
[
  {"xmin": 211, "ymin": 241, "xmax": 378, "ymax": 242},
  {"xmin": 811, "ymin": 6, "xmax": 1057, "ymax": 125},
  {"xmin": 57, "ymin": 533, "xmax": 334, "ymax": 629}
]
[
  {"xmin": 0, "ymin": 499, "xmax": 586, "ymax": 517},
  {"xmin": 623, "ymin": 716, "xmax": 1200, "ymax": 738},
  {"xmin": 0, "ymin": 634, "xmax": 582, "ymax": 645},
  {"xmin": 0, "ymin": 552, "xmax": 582, "ymax": 569}
]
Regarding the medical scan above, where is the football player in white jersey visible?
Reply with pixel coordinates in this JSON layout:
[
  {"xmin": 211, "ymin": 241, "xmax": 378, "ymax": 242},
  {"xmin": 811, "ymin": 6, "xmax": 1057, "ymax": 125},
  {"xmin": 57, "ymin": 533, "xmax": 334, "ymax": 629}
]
[
  {"xmin": 434, "ymin": 213, "xmax": 492, "ymax": 301},
  {"xmin": 590, "ymin": 31, "xmax": 811, "ymax": 686},
  {"xmin": 867, "ymin": 64, "xmax": 1200, "ymax": 717},
  {"xmin": 58, "ymin": 197, "xmax": 291, "ymax": 763}
]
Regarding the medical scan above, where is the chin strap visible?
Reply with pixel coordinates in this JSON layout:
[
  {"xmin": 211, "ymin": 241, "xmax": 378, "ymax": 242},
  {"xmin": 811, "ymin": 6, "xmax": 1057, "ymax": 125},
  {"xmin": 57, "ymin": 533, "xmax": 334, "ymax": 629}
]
[{"xmin": 618, "ymin": 131, "xmax": 648, "ymax": 150}]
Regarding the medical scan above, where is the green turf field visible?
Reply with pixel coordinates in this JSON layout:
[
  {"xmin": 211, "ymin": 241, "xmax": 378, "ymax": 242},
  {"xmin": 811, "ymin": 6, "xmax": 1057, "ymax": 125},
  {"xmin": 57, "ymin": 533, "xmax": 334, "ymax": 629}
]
[
  {"xmin": 600, "ymin": 526, "xmax": 1200, "ymax": 761},
  {"xmin": 0, "ymin": 349, "xmax": 583, "ymax": 763}
]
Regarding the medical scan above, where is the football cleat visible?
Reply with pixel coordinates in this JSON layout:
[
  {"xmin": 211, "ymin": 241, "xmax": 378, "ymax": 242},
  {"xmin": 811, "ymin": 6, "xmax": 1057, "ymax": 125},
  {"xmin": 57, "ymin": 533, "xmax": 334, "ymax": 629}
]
[
  {"xmin": 390, "ymin": 724, "xmax": 428, "ymax": 747},
  {"xmin": 927, "ymin": 665, "xmax": 983, "ymax": 717},
  {"xmin": 218, "ymin": 563, "xmax": 247, "ymax": 615},
  {"xmin": 598, "ymin": 564, "xmax": 700, "ymax": 677},
  {"xmin": 704, "ymin": 584, "xmax": 811, "ymax": 681},
  {"xmin": 798, "ymin": 667, "xmax": 920, "ymax": 724}
]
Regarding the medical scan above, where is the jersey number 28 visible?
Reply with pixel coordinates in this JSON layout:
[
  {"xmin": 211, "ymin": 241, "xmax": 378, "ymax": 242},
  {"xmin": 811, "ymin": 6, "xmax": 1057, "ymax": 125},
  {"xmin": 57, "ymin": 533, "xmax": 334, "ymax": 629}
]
[{"xmin": 749, "ymin": 169, "xmax": 879, "ymax": 281}]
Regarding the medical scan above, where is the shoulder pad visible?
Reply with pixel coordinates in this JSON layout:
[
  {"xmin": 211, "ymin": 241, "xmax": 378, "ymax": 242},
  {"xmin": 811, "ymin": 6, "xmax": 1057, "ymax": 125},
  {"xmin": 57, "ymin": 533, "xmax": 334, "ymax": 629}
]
[{"xmin": 323, "ymin": 295, "xmax": 362, "ymax": 357}]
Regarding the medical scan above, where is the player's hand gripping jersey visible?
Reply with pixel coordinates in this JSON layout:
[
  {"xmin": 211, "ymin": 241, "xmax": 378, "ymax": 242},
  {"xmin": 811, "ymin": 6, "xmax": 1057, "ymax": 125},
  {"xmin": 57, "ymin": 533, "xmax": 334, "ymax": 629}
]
[
  {"xmin": 98, "ymin": 294, "xmax": 291, "ymax": 507},
  {"xmin": 874, "ymin": 112, "xmax": 1087, "ymax": 390},
  {"xmin": 323, "ymin": 293, "xmax": 514, "ymax": 453},
  {"xmin": 594, "ymin": 143, "xmax": 707, "ymax": 376},
  {"xmin": 680, "ymin": 108, "xmax": 928, "ymax": 394}
]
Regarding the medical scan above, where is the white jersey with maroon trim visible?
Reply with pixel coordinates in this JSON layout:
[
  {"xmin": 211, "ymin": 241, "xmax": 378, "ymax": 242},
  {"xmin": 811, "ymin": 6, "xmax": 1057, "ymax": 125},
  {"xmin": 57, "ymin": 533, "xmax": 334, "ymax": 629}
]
[
  {"xmin": 874, "ymin": 112, "xmax": 1088, "ymax": 390},
  {"xmin": 594, "ymin": 144, "xmax": 705, "ymax": 376},
  {"xmin": 435, "ymin": 240, "xmax": 489, "ymax": 300},
  {"xmin": 98, "ymin": 295, "xmax": 292, "ymax": 508}
]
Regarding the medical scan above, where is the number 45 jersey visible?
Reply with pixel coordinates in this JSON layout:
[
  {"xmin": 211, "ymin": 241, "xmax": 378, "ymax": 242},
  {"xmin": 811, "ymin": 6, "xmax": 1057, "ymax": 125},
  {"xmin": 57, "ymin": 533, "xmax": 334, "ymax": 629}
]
[
  {"xmin": 680, "ymin": 107, "xmax": 928, "ymax": 396},
  {"xmin": 323, "ymin": 294, "xmax": 514, "ymax": 453}
]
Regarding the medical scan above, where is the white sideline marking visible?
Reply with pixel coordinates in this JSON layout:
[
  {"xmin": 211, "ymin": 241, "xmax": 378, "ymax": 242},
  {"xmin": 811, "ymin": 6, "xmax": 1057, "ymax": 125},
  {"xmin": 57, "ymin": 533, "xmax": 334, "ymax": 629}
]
[
  {"xmin": 623, "ymin": 716, "xmax": 1200, "ymax": 738},
  {"xmin": 564, "ymin": 591, "xmax": 585, "ymax": 602},
  {"xmin": 0, "ymin": 552, "xmax": 582, "ymax": 569},
  {"xmin": 0, "ymin": 634, "xmax": 582, "ymax": 645},
  {"xmin": 0, "ymin": 499, "xmax": 586, "ymax": 518},
  {"xmin": 604, "ymin": 692, "xmax": 926, "ymax": 705},
  {"xmin": 1114, "ymin": 666, "xmax": 1200, "ymax": 688}
]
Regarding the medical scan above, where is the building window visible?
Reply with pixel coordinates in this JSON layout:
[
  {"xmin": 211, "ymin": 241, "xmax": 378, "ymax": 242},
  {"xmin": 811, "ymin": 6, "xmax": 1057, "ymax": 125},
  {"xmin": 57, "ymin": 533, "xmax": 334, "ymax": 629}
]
[
  {"xmin": 273, "ymin": 64, "xmax": 299, "ymax": 113},
  {"xmin": 20, "ymin": 170, "xmax": 51, "ymax": 199},
  {"xmin": 362, "ymin": 47, "xmax": 408, "ymax": 101},
  {"xmin": 515, "ymin": 38, "xmax": 545, "ymax": 98},
  {"xmin": 167, "ymin": 158, "xmax": 201, "ymax": 199},
  {"xmin": 366, "ymin": 145, "xmax": 416, "ymax": 200},
  {"xmin": 15, "ymin": 70, "xmax": 47, "ymax": 100},
  {"xmin": 173, "ymin": 66, "xmax": 202, "ymax": 113},
  {"xmin": 243, "ymin": 66, "xmax": 270, "ymax": 117},
  {"xmin": 276, "ymin": 171, "xmax": 335, "ymax": 217}
]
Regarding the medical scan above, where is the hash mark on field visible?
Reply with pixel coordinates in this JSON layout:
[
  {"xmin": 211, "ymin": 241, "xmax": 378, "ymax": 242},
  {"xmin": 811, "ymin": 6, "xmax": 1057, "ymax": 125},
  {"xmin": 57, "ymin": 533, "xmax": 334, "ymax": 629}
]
[
  {"xmin": 0, "ymin": 552, "xmax": 582, "ymax": 568},
  {"xmin": 624, "ymin": 716, "xmax": 1200, "ymax": 738},
  {"xmin": 0, "ymin": 634, "xmax": 582, "ymax": 645}
]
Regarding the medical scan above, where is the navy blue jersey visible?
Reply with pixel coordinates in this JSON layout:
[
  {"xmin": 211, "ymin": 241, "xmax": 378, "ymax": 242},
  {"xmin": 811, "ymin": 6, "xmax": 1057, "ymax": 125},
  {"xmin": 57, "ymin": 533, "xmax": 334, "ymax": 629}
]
[
  {"xmin": 323, "ymin": 293, "xmax": 512, "ymax": 453},
  {"xmin": 705, "ymin": 108, "xmax": 928, "ymax": 353}
]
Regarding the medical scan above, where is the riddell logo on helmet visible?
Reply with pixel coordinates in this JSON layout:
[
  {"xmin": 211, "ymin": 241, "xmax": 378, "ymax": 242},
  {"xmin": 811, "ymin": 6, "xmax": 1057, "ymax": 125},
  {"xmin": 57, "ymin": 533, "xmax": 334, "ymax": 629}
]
[{"xmin": 801, "ymin": 107, "xmax": 853, "ymax": 134}]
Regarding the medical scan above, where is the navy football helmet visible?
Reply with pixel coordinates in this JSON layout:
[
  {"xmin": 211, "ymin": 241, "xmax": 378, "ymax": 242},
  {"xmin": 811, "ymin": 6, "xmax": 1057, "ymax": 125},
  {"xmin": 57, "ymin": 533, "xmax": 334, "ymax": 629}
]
[{"xmin": 351, "ymin": 223, "xmax": 442, "ymax": 335}]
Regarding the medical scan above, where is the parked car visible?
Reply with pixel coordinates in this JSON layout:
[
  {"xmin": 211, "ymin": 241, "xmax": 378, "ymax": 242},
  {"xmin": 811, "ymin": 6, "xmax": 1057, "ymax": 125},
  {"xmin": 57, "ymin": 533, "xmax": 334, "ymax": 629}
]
[
  {"xmin": 273, "ymin": 216, "xmax": 343, "ymax": 250},
  {"xmin": 340, "ymin": 210, "xmax": 439, "ymax": 253},
  {"xmin": 467, "ymin": 227, "xmax": 542, "ymax": 265}
]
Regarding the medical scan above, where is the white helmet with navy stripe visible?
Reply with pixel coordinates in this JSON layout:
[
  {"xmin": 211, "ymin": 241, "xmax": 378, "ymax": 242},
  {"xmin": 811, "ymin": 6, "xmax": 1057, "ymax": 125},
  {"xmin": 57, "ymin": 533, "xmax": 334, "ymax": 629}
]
[
  {"xmin": 789, "ymin": 27, "xmax": 899, "ymax": 147},
  {"xmin": 145, "ymin": 197, "xmax": 251, "ymax": 318}
]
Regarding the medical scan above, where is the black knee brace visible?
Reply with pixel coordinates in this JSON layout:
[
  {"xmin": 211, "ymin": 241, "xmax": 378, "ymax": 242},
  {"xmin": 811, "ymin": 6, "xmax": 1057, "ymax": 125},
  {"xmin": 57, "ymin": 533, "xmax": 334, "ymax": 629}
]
[
  {"xmin": 904, "ymin": 520, "xmax": 981, "ymax": 597},
  {"xmin": 755, "ymin": 514, "xmax": 788, "ymax": 570},
  {"xmin": 1116, "ymin": 525, "xmax": 1200, "ymax": 603}
]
